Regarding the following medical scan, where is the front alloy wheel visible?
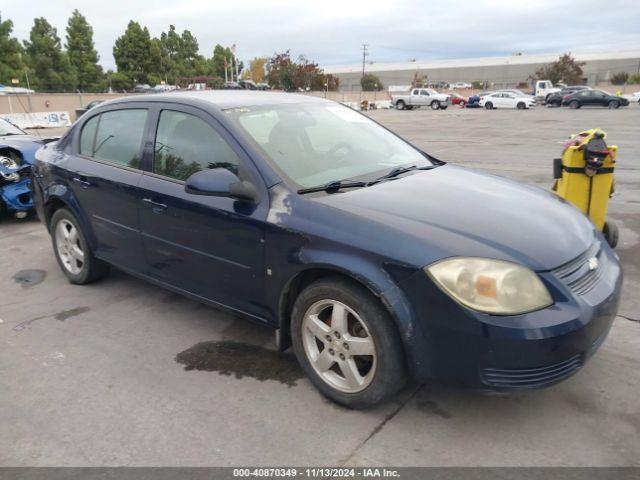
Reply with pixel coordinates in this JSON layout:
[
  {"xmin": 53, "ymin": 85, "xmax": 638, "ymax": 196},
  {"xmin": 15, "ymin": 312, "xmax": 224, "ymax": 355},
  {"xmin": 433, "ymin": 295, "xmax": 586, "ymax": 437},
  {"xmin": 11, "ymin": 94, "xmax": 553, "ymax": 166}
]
[
  {"xmin": 291, "ymin": 277, "xmax": 406, "ymax": 408},
  {"xmin": 302, "ymin": 300, "xmax": 376, "ymax": 393}
]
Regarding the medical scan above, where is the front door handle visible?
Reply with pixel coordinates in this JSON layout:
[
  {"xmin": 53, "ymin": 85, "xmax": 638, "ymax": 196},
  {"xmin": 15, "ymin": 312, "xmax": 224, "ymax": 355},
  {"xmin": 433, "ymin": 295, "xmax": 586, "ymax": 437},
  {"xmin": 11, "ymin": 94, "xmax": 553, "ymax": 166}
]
[
  {"xmin": 72, "ymin": 176, "xmax": 91, "ymax": 188},
  {"xmin": 142, "ymin": 197, "xmax": 168, "ymax": 211}
]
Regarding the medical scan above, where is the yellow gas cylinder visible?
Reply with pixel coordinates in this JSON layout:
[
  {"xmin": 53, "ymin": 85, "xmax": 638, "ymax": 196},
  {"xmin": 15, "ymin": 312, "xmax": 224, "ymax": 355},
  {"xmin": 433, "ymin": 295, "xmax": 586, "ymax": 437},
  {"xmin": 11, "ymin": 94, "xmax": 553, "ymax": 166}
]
[{"xmin": 553, "ymin": 128, "xmax": 618, "ymax": 247}]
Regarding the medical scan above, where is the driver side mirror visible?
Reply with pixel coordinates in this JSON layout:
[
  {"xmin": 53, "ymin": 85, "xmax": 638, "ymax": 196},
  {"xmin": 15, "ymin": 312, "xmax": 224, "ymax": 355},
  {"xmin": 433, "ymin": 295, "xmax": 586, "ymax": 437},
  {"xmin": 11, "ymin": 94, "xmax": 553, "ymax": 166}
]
[{"xmin": 185, "ymin": 168, "xmax": 258, "ymax": 203}]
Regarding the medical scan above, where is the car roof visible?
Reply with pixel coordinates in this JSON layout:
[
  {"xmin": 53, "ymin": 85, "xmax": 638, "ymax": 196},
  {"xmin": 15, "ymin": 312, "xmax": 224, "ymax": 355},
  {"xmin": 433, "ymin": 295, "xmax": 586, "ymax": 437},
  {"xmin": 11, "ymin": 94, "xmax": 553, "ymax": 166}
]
[{"xmin": 102, "ymin": 90, "xmax": 331, "ymax": 111}]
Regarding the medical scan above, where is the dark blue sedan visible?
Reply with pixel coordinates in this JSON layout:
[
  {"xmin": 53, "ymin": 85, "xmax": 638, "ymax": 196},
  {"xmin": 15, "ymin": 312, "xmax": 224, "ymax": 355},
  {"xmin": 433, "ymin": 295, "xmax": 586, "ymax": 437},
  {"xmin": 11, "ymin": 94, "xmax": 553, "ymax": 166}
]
[{"xmin": 32, "ymin": 91, "xmax": 622, "ymax": 408}]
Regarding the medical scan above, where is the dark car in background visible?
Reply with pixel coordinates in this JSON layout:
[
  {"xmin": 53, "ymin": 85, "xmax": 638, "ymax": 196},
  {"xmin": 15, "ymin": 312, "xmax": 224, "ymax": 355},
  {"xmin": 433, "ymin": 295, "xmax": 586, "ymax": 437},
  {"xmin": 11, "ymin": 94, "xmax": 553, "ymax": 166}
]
[
  {"xmin": 32, "ymin": 91, "xmax": 622, "ymax": 408},
  {"xmin": 1, "ymin": 118, "xmax": 58, "ymax": 220},
  {"xmin": 546, "ymin": 86, "xmax": 590, "ymax": 107},
  {"xmin": 562, "ymin": 89, "xmax": 630, "ymax": 109}
]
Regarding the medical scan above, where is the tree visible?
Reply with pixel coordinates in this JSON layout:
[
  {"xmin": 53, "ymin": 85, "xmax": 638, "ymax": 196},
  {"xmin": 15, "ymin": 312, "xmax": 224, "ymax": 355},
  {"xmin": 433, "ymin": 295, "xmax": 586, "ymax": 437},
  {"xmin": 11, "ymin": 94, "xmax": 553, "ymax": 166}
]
[
  {"xmin": 209, "ymin": 44, "xmax": 242, "ymax": 81},
  {"xmin": 243, "ymin": 57, "xmax": 267, "ymax": 83},
  {"xmin": 0, "ymin": 14, "xmax": 28, "ymax": 86},
  {"xmin": 158, "ymin": 25, "xmax": 209, "ymax": 83},
  {"xmin": 533, "ymin": 53, "xmax": 585, "ymax": 85},
  {"xmin": 24, "ymin": 17, "xmax": 76, "ymax": 91},
  {"xmin": 360, "ymin": 73, "xmax": 383, "ymax": 91},
  {"xmin": 113, "ymin": 20, "xmax": 156, "ymax": 88},
  {"xmin": 65, "ymin": 10, "xmax": 103, "ymax": 91},
  {"xmin": 265, "ymin": 51, "xmax": 336, "ymax": 91},
  {"xmin": 610, "ymin": 72, "xmax": 629, "ymax": 85}
]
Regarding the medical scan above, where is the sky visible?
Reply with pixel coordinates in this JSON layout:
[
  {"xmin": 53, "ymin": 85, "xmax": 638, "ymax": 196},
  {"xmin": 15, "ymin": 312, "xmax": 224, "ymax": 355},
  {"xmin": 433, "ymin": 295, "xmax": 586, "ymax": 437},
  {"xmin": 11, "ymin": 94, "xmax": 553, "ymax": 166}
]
[{"xmin": 2, "ymin": 0, "xmax": 640, "ymax": 71}]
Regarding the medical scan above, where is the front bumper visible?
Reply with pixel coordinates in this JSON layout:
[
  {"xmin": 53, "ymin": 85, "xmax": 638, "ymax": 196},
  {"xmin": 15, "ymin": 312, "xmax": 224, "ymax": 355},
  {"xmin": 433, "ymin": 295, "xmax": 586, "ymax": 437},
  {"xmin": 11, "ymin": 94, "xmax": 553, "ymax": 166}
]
[
  {"xmin": 0, "ymin": 178, "xmax": 33, "ymax": 213},
  {"xmin": 392, "ymin": 237, "xmax": 623, "ymax": 389}
]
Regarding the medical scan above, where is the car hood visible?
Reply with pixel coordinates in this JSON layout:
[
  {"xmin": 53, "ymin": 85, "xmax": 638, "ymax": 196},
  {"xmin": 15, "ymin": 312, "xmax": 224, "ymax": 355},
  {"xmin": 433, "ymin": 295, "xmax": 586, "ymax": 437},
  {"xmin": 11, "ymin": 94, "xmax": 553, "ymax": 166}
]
[{"xmin": 315, "ymin": 165, "xmax": 594, "ymax": 271}]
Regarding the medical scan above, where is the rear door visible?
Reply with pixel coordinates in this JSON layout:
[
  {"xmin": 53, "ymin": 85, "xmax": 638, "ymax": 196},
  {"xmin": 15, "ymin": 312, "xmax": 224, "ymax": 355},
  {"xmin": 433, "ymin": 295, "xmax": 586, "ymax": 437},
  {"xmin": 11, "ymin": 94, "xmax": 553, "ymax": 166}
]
[
  {"xmin": 66, "ymin": 106, "xmax": 150, "ymax": 270},
  {"xmin": 138, "ymin": 105, "xmax": 269, "ymax": 319},
  {"xmin": 417, "ymin": 89, "xmax": 430, "ymax": 106}
]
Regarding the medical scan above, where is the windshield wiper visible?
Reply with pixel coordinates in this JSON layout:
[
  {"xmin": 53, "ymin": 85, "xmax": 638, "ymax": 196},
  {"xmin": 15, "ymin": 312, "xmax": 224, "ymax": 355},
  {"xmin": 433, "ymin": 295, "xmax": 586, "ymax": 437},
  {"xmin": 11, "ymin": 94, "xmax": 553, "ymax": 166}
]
[
  {"xmin": 297, "ymin": 180, "xmax": 367, "ymax": 194},
  {"xmin": 367, "ymin": 164, "xmax": 435, "ymax": 186}
]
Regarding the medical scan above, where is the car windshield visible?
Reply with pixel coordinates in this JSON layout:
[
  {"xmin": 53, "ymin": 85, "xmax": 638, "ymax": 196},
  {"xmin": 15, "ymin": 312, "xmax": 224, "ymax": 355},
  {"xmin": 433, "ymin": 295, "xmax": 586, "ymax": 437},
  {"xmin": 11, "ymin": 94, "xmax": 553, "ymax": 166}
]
[
  {"xmin": 227, "ymin": 103, "xmax": 433, "ymax": 188},
  {"xmin": 0, "ymin": 118, "xmax": 25, "ymax": 136}
]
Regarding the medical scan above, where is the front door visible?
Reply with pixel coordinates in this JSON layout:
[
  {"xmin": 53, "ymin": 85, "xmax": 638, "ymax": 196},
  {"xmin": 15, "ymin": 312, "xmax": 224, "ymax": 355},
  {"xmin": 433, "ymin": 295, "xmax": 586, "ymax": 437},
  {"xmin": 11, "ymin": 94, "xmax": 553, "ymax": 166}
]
[
  {"xmin": 138, "ymin": 106, "xmax": 269, "ymax": 320},
  {"xmin": 66, "ymin": 107, "xmax": 149, "ymax": 270}
]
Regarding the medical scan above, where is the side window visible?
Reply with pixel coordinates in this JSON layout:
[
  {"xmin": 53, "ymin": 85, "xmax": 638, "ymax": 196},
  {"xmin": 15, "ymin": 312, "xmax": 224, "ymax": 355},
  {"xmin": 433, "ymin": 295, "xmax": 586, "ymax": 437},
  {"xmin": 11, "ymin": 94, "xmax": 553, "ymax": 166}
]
[
  {"xmin": 92, "ymin": 109, "xmax": 148, "ymax": 168},
  {"xmin": 154, "ymin": 110, "xmax": 240, "ymax": 181},
  {"xmin": 420, "ymin": 90, "xmax": 429, "ymax": 96},
  {"xmin": 80, "ymin": 115, "xmax": 99, "ymax": 156},
  {"xmin": 412, "ymin": 89, "xmax": 419, "ymax": 95}
]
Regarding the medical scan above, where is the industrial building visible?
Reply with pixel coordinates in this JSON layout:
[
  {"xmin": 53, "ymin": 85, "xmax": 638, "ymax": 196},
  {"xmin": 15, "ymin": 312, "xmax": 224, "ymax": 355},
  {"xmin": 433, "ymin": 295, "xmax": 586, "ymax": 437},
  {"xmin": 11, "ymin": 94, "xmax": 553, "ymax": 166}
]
[{"xmin": 323, "ymin": 50, "xmax": 640, "ymax": 91}]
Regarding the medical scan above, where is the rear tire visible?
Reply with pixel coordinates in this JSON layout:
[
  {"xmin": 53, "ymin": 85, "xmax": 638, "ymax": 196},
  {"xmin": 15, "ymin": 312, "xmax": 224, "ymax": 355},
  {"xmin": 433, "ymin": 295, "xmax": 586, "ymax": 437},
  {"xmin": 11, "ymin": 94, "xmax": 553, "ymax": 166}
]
[
  {"xmin": 396, "ymin": 100, "xmax": 405, "ymax": 110},
  {"xmin": 291, "ymin": 277, "xmax": 406, "ymax": 409},
  {"xmin": 485, "ymin": 102, "xmax": 493, "ymax": 109},
  {"xmin": 459, "ymin": 100, "xmax": 466, "ymax": 107},
  {"xmin": 50, "ymin": 208, "xmax": 110, "ymax": 284}
]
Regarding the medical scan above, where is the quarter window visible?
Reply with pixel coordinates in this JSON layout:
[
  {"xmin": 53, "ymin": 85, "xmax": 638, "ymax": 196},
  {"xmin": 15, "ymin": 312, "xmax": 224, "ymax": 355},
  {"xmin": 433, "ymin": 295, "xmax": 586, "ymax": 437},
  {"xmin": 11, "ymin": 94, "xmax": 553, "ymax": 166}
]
[
  {"xmin": 154, "ymin": 110, "xmax": 240, "ymax": 181},
  {"xmin": 81, "ymin": 109, "xmax": 148, "ymax": 169}
]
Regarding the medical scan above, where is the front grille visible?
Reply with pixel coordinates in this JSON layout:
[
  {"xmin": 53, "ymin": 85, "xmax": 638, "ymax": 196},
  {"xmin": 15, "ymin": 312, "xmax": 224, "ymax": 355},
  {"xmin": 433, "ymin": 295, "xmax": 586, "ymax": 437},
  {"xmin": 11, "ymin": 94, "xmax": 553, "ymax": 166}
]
[
  {"xmin": 552, "ymin": 240, "xmax": 603, "ymax": 295},
  {"xmin": 481, "ymin": 354, "xmax": 583, "ymax": 388}
]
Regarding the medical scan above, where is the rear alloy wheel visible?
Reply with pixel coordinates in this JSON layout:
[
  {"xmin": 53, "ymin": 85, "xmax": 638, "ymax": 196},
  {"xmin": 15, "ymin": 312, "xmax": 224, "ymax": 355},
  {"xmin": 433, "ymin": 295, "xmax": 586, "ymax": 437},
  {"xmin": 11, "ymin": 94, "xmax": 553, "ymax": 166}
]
[
  {"xmin": 569, "ymin": 100, "xmax": 580, "ymax": 109},
  {"xmin": 517, "ymin": 102, "xmax": 526, "ymax": 110},
  {"xmin": 459, "ymin": 100, "xmax": 466, "ymax": 107},
  {"xmin": 485, "ymin": 102, "xmax": 493, "ymax": 109},
  {"xmin": 51, "ymin": 208, "xmax": 109, "ymax": 284},
  {"xmin": 291, "ymin": 277, "xmax": 406, "ymax": 408},
  {"xmin": 608, "ymin": 100, "xmax": 619, "ymax": 109},
  {"xmin": 430, "ymin": 100, "xmax": 440, "ymax": 110},
  {"xmin": 396, "ymin": 100, "xmax": 406, "ymax": 110}
]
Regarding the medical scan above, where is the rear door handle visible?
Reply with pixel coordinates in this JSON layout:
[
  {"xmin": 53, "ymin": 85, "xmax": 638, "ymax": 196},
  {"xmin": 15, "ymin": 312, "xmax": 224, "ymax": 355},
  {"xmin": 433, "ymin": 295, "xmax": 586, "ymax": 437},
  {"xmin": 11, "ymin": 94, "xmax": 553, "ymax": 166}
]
[
  {"xmin": 72, "ymin": 176, "xmax": 91, "ymax": 188},
  {"xmin": 142, "ymin": 198, "xmax": 168, "ymax": 211}
]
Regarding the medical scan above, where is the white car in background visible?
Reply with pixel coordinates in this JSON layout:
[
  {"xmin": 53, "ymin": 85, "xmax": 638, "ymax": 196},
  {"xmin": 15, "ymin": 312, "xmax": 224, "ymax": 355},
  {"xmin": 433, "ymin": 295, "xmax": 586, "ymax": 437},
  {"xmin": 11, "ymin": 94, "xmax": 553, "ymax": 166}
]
[
  {"xmin": 632, "ymin": 91, "xmax": 640, "ymax": 104},
  {"xmin": 501, "ymin": 89, "xmax": 535, "ymax": 99},
  {"xmin": 450, "ymin": 82, "xmax": 472, "ymax": 89},
  {"xmin": 479, "ymin": 91, "xmax": 536, "ymax": 109}
]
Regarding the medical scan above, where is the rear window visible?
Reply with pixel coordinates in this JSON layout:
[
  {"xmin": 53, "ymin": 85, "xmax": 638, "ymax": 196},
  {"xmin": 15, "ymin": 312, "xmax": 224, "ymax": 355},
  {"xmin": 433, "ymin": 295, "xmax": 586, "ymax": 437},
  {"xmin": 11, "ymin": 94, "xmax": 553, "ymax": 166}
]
[{"xmin": 79, "ymin": 109, "xmax": 148, "ymax": 169}]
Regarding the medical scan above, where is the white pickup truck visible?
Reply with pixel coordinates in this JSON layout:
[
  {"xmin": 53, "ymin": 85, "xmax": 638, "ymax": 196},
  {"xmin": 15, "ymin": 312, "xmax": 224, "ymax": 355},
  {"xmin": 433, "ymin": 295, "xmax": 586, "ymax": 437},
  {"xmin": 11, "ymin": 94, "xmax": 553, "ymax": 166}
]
[
  {"xmin": 533, "ymin": 80, "xmax": 562, "ymax": 103},
  {"xmin": 390, "ymin": 88, "xmax": 450, "ymax": 110}
]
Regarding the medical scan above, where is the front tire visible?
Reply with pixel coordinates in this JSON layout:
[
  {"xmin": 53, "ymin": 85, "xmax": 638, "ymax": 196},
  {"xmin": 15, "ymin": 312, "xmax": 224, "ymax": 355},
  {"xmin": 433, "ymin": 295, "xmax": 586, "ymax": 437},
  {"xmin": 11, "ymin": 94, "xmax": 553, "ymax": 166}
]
[
  {"xmin": 517, "ymin": 102, "xmax": 526, "ymax": 110},
  {"xmin": 291, "ymin": 277, "xmax": 406, "ymax": 409},
  {"xmin": 51, "ymin": 208, "xmax": 110, "ymax": 284},
  {"xmin": 608, "ymin": 100, "xmax": 619, "ymax": 109},
  {"xmin": 569, "ymin": 100, "xmax": 580, "ymax": 109},
  {"xmin": 430, "ymin": 100, "xmax": 440, "ymax": 110}
]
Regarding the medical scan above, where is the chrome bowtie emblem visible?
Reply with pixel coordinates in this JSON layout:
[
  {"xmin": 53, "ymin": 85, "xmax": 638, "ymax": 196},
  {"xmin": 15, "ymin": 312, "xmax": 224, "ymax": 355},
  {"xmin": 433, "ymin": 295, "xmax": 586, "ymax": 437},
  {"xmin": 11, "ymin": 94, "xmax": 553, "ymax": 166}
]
[{"xmin": 587, "ymin": 257, "xmax": 599, "ymax": 271}]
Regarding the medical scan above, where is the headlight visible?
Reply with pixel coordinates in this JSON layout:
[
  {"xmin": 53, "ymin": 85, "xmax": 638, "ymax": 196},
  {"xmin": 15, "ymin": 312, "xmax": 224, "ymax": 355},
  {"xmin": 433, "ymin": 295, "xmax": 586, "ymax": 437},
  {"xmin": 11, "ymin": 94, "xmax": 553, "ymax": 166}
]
[{"xmin": 425, "ymin": 258, "xmax": 553, "ymax": 315}]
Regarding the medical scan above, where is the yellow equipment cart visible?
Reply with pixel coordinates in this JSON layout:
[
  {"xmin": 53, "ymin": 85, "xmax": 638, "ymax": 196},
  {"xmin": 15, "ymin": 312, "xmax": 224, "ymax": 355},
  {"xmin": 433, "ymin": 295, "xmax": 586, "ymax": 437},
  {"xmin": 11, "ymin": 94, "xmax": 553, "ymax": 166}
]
[{"xmin": 553, "ymin": 128, "xmax": 618, "ymax": 247}]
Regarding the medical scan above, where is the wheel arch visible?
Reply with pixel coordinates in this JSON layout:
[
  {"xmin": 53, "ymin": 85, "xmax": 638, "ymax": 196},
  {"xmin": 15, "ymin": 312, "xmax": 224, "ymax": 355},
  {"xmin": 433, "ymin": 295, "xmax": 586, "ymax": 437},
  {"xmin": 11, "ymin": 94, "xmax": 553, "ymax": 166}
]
[{"xmin": 276, "ymin": 264, "xmax": 408, "ymax": 354}]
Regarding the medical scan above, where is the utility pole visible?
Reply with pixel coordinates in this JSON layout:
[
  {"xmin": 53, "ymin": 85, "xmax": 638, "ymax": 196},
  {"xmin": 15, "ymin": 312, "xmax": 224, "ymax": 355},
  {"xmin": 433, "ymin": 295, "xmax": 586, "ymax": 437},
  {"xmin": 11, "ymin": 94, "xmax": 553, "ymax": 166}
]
[{"xmin": 361, "ymin": 44, "xmax": 369, "ymax": 78}]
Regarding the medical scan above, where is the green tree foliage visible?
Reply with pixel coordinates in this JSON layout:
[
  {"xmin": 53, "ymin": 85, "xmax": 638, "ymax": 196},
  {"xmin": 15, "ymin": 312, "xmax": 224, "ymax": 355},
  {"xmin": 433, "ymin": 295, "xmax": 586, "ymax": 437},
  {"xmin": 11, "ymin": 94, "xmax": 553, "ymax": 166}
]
[
  {"xmin": 65, "ymin": 10, "xmax": 103, "ymax": 91},
  {"xmin": 265, "ymin": 51, "xmax": 338, "ymax": 92},
  {"xmin": 24, "ymin": 17, "xmax": 76, "ymax": 91},
  {"xmin": 158, "ymin": 25, "xmax": 209, "ymax": 83},
  {"xmin": 0, "ymin": 14, "xmax": 28, "ymax": 86},
  {"xmin": 113, "ymin": 20, "xmax": 156, "ymax": 88},
  {"xmin": 209, "ymin": 44, "xmax": 243, "ymax": 80},
  {"xmin": 533, "ymin": 53, "xmax": 585, "ymax": 85},
  {"xmin": 360, "ymin": 73, "xmax": 383, "ymax": 91},
  {"xmin": 610, "ymin": 72, "xmax": 629, "ymax": 85}
]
